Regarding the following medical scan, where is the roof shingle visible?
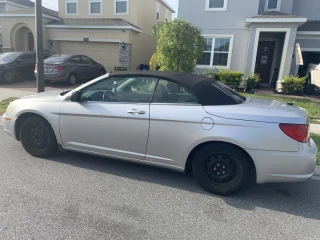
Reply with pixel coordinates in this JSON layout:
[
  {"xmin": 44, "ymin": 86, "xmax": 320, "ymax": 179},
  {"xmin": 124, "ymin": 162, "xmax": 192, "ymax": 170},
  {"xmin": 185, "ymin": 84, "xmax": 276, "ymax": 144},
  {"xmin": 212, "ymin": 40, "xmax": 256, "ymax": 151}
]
[
  {"xmin": 298, "ymin": 21, "xmax": 320, "ymax": 32},
  {"xmin": 8, "ymin": 0, "xmax": 34, "ymax": 8},
  {"xmin": 46, "ymin": 18, "xmax": 141, "ymax": 30},
  {"xmin": 251, "ymin": 11, "xmax": 304, "ymax": 19}
]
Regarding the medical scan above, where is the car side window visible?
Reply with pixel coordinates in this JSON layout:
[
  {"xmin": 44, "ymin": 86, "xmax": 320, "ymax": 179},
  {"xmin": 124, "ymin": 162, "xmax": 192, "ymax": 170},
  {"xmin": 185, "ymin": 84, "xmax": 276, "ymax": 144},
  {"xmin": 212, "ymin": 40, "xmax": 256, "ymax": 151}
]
[
  {"xmin": 80, "ymin": 76, "xmax": 158, "ymax": 103},
  {"xmin": 152, "ymin": 79, "xmax": 198, "ymax": 104},
  {"xmin": 81, "ymin": 56, "xmax": 94, "ymax": 65},
  {"xmin": 19, "ymin": 53, "xmax": 36, "ymax": 62},
  {"xmin": 70, "ymin": 56, "xmax": 82, "ymax": 64}
]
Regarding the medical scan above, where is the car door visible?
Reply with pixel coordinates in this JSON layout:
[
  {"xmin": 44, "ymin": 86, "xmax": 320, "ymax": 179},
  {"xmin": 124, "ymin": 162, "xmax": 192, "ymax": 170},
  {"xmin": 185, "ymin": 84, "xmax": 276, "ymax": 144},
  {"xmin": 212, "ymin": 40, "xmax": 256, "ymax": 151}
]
[
  {"xmin": 59, "ymin": 75, "xmax": 158, "ymax": 160},
  {"xmin": 15, "ymin": 53, "xmax": 36, "ymax": 79},
  {"xmin": 69, "ymin": 56, "xmax": 87, "ymax": 81},
  {"xmin": 81, "ymin": 56, "xmax": 99, "ymax": 79},
  {"xmin": 146, "ymin": 79, "xmax": 207, "ymax": 168}
]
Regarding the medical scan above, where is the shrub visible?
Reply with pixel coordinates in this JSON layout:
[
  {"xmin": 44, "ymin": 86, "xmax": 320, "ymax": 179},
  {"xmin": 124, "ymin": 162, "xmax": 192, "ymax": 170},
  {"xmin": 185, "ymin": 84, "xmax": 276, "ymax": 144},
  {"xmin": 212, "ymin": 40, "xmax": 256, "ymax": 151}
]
[
  {"xmin": 114, "ymin": 66, "xmax": 128, "ymax": 72},
  {"xmin": 201, "ymin": 69, "xmax": 215, "ymax": 79},
  {"xmin": 216, "ymin": 69, "xmax": 244, "ymax": 88},
  {"xmin": 246, "ymin": 73, "xmax": 261, "ymax": 91},
  {"xmin": 150, "ymin": 52, "xmax": 160, "ymax": 71},
  {"xmin": 282, "ymin": 75, "xmax": 306, "ymax": 94}
]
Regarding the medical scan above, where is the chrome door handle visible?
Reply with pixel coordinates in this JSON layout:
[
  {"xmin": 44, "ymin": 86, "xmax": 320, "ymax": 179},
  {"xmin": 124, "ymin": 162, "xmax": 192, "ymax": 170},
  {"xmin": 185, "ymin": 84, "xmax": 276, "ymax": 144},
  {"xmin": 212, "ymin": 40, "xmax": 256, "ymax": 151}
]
[{"xmin": 127, "ymin": 109, "xmax": 145, "ymax": 115}]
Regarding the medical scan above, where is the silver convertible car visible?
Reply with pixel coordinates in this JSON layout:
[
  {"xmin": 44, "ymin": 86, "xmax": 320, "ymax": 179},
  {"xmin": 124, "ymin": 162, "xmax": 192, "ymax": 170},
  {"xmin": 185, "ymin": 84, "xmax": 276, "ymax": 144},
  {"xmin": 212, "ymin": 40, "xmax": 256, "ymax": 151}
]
[{"xmin": 2, "ymin": 71, "xmax": 317, "ymax": 195}]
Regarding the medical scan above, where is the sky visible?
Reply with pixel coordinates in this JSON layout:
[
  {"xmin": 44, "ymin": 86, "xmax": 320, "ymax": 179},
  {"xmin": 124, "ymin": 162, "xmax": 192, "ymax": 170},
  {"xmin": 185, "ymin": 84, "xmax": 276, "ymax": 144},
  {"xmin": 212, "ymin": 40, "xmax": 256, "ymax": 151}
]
[{"xmin": 33, "ymin": 0, "xmax": 179, "ymax": 17}]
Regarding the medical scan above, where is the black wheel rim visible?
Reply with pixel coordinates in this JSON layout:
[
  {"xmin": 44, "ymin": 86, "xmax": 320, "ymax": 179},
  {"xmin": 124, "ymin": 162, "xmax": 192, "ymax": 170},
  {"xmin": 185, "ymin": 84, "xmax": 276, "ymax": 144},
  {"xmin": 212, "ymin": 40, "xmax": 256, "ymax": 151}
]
[
  {"xmin": 29, "ymin": 125, "xmax": 48, "ymax": 149},
  {"xmin": 205, "ymin": 154, "xmax": 236, "ymax": 183}
]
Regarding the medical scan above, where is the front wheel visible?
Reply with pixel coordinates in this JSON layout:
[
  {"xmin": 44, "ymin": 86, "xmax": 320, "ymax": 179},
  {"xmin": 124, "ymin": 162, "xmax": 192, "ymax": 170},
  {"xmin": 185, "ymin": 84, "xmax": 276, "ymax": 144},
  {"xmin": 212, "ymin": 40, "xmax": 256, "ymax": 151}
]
[
  {"xmin": 192, "ymin": 143, "xmax": 251, "ymax": 196},
  {"xmin": 2, "ymin": 70, "xmax": 16, "ymax": 84},
  {"xmin": 20, "ymin": 117, "xmax": 58, "ymax": 158}
]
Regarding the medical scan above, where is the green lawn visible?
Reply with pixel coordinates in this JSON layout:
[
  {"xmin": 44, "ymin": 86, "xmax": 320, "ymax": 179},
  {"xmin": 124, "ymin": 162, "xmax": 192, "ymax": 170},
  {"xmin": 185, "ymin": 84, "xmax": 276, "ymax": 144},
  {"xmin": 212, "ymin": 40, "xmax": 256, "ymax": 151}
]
[
  {"xmin": 311, "ymin": 133, "xmax": 320, "ymax": 165},
  {"xmin": 0, "ymin": 98, "xmax": 18, "ymax": 115},
  {"xmin": 242, "ymin": 93, "xmax": 320, "ymax": 123}
]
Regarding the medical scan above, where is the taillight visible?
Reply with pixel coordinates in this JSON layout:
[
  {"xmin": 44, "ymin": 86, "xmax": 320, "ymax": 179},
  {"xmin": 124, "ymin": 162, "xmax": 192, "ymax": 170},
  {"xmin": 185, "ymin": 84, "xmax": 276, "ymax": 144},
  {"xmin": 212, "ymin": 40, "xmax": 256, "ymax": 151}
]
[
  {"xmin": 53, "ymin": 66, "xmax": 66, "ymax": 71},
  {"xmin": 35, "ymin": 64, "xmax": 37, "ymax": 70},
  {"xmin": 279, "ymin": 124, "xmax": 310, "ymax": 143}
]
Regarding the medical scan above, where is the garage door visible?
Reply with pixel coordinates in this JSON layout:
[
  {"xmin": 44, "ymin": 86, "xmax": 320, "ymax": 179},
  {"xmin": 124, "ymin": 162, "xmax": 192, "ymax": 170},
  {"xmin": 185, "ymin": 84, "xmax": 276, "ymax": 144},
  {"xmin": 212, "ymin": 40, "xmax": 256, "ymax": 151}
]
[
  {"xmin": 58, "ymin": 41, "xmax": 120, "ymax": 71},
  {"xmin": 298, "ymin": 51, "xmax": 320, "ymax": 77}
]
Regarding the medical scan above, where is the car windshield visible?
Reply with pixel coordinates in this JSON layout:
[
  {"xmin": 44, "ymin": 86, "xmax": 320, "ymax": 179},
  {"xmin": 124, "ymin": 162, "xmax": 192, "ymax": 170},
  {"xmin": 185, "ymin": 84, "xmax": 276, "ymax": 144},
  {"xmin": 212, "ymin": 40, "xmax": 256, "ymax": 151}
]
[
  {"xmin": 213, "ymin": 81, "xmax": 246, "ymax": 104},
  {"xmin": 45, "ymin": 55, "xmax": 69, "ymax": 64},
  {"xmin": 0, "ymin": 52, "xmax": 22, "ymax": 63}
]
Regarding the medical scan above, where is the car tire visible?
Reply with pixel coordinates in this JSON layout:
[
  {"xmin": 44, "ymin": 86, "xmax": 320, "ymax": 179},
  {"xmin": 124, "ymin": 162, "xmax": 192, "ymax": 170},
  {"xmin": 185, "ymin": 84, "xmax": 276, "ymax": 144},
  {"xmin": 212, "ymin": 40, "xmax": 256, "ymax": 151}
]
[
  {"xmin": 68, "ymin": 74, "xmax": 77, "ymax": 85},
  {"xmin": 192, "ymin": 143, "xmax": 250, "ymax": 196},
  {"xmin": 20, "ymin": 116, "xmax": 58, "ymax": 158},
  {"xmin": 2, "ymin": 70, "xmax": 16, "ymax": 84}
]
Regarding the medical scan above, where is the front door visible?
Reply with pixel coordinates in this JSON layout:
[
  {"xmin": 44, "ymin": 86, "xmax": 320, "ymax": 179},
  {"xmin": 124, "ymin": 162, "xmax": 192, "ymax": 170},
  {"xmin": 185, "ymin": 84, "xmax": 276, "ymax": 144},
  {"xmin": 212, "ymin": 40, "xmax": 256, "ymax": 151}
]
[
  {"xmin": 27, "ymin": 32, "xmax": 34, "ymax": 51},
  {"xmin": 59, "ymin": 76, "xmax": 158, "ymax": 160},
  {"xmin": 255, "ymin": 41, "xmax": 275, "ymax": 85}
]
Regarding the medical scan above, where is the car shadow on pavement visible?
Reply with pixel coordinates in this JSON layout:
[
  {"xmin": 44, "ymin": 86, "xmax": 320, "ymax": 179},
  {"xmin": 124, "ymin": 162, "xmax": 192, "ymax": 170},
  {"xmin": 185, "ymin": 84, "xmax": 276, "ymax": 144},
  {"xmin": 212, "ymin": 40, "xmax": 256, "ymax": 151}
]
[{"xmin": 46, "ymin": 151, "xmax": 320, "ymax": 221}]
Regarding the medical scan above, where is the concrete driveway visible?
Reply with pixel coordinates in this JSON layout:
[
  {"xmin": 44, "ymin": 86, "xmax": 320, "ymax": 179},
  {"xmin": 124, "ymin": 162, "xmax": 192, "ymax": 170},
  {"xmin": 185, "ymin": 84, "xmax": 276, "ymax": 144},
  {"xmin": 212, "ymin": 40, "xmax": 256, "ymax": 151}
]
[{"xmin": 0, "ymin": 129, "xmax": 320, "ymax": 239}]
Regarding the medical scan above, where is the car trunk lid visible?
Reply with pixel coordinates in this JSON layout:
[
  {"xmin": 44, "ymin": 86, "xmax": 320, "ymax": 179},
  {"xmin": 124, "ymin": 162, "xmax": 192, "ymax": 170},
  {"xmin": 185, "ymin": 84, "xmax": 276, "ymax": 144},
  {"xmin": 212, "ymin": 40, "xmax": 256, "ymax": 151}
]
[{"xmin": 203, "ymin": 97, "xmax": 309, "ymax": 124}]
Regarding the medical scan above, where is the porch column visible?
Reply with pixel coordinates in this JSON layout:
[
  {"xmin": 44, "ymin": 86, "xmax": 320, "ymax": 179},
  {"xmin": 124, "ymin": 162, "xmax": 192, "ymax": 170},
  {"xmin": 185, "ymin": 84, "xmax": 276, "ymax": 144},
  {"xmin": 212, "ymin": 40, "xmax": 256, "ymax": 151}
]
[
  {"xmin": 244, "ymin": 27, "xmax": 258, "ymax": 79},
  {"xmin": 278, "ymin": 28, "xmax": 297, "ymax": 80}
]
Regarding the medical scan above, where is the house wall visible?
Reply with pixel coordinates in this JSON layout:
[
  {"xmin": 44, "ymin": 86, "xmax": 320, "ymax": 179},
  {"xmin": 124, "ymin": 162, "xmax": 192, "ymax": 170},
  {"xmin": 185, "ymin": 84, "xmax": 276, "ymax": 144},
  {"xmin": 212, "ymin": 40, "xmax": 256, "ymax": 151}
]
[
  {"xmin": 258, "ymin": 0, "xmax": 294, "ymax": 14},
  {"xmin": 1, "ymin": 17, "xmax": 51, "ymax": 51},
  {"xmin": 58, "ymin": 0, "xmax": 174, "ymax": 32},
  {"xmin": 178, "ymin": 0, "xmax": 259, "ymax": 73},
  {"xmin": 292, "ymin": 0, "xmax": 320, "ymax": 20}
]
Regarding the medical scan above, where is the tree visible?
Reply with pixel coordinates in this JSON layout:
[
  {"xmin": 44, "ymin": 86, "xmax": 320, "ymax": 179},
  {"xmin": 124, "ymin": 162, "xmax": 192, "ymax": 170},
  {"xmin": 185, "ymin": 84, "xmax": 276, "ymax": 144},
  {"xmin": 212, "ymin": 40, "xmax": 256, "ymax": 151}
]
[{"xmin": 151, "ymin": 19, "xmax": 205, "ymax": 73}]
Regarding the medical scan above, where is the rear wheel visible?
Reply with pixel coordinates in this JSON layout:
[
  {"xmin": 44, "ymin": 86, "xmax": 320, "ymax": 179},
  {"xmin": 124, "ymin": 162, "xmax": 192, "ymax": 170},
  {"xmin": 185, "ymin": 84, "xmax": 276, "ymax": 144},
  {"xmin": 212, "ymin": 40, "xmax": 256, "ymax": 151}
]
[
  {"xmin": 2, "ymin": 70, "xmax": 15, "ymax": 84},
  {"xmin": 68, "ymin": 74, "xmax": 77, "ymax": 85},
  {"xmin": 192, "ymin": 143, "xmax": 250, "ymax": 196},
  {"xmin": 20, "ymin": 117, "xmax": 58, "ymax": 158}
]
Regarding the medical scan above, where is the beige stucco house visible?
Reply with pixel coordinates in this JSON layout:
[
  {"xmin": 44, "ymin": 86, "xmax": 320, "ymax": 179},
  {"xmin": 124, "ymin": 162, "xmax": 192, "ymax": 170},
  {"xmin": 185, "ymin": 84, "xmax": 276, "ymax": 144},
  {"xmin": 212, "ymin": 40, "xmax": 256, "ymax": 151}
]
[{"xmin": 0, "ymin": 0, "xmax": 175, "ymax": 70}]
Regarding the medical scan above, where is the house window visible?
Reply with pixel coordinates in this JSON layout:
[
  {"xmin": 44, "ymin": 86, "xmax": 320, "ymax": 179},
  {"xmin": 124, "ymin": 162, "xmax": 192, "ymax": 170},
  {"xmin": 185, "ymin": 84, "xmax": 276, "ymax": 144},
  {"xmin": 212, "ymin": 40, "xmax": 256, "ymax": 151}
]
[
  {"xmin": 165, "ymin": 10, "xmax": 169, "ymax": 21},
  {"xmin": 197, "ymin": 36, "xmax": 233, "ymax": 68},
  {"xmin": 265, "ymin": 0, "xmax": 281, "ymax": 11},
  {"xmin": 205, "ymin": 0, "xmax": 228, "ymax": 11},
  {"xmin": 157, "ymin": 3, "xmax": 160, "ymax": 20},
  {"xmin": 90, "ymin": 0, "xmax": 102, "ymax": 14},
  {"xmin": 115, "ymin": 0, "xmax": 128, "ymax": 14},
  {"xmin": 66, "ymin": 0, "xmax": 77, "ymax": 14}
]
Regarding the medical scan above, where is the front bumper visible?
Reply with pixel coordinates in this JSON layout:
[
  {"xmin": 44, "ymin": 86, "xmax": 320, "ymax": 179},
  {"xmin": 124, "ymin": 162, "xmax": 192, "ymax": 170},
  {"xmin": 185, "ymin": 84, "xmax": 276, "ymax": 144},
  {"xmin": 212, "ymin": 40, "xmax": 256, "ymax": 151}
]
[
  {"xmin": 2, "ymin": 112, "xmax": 17, "ymax": 139},
  {"xmin": 247, "ymin": 139, "xmax": 317, "ymax": 184}
]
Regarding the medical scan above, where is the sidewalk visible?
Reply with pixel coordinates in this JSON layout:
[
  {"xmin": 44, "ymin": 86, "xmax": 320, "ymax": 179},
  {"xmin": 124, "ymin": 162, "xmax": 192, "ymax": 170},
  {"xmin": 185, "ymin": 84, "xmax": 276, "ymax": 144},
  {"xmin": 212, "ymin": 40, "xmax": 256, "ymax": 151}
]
[
  {"xmin": 0, "ymin": 88, "xmax": 34, "ymax": 101},
  {"xmin": 310, "ymin": 124, "xmax": 320, "ymax": 134}
]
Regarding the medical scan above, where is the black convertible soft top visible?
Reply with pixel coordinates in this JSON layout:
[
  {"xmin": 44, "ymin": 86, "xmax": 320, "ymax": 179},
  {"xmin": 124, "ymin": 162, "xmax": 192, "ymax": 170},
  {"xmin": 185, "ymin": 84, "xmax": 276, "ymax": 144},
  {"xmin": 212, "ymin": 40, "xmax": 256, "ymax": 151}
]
[{"xmin": 110, "ymin": 71, "xmax": 245, "ymax": 106}]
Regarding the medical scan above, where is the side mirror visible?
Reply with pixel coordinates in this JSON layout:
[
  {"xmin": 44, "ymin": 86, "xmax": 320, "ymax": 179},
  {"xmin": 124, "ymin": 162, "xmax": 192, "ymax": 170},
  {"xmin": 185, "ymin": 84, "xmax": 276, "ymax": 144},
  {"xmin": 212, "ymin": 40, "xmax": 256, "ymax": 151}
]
[
  {"xmin": 70, "ymin": 91, "xmax": 81, "ymax": 102},
  {"xmin": 16, "ymin": 59, "xmax": 24, "ymax": 64}
]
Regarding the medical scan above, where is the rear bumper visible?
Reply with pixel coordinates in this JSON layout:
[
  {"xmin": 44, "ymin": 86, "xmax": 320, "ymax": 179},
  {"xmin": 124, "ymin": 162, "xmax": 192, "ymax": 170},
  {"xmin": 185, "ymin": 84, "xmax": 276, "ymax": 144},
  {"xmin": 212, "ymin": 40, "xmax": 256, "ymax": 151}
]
[
  {"xmin": 34, "ymin": 72, "xmax": 68, "ymax": 82},
  {"xmin": 246, "ymin": 139, "xmax": 317, "ymax": 184}
]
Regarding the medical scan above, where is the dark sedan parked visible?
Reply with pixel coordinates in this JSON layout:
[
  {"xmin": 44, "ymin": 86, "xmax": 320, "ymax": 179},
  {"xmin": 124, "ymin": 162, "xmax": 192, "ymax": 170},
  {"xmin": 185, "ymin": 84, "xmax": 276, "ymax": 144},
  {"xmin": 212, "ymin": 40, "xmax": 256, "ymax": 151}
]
[
  {"xmin": 0, "ymin": 52, "xmax": 47, "ymax": 84},
  {"xmin": 35, "ymin": 54, "xmax": 106, "ymax": 85}
]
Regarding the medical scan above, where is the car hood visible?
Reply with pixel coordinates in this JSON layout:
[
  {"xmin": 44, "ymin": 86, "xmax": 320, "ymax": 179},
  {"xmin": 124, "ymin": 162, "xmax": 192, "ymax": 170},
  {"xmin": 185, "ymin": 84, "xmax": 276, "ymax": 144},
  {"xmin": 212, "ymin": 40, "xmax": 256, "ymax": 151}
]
[
  {"xmin": 0, "ymin": 61, "xmax": 10, "ymax": 65},
  {"xmin": 19, "ymin": 90, "xmax": 70, "ymax": 102},
  {"xmin": 204, "ymin": 97, "xmax": 308, "ymax": 124}
]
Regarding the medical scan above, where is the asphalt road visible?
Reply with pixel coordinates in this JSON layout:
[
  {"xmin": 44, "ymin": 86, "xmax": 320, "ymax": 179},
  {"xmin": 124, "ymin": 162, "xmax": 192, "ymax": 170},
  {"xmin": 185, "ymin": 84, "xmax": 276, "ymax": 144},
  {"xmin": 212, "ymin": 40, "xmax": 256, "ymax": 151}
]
[{"xmin": 0, "ymin": 130, "xmax": 320, "ymax": 240}]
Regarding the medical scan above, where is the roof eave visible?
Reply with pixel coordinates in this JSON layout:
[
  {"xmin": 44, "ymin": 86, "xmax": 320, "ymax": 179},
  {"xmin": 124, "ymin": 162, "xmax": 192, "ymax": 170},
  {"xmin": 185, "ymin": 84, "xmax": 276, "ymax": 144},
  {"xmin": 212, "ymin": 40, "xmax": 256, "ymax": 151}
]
[
  {"xmin": 159, "ymin": 0, "xmax": 176, "ymax": 13},
  {"xmin": 45, "ymin": 25, "xmax": 143, "ymax": 33},
  {"xmin": 297, "ymin": 31, "xmax": 320, "ymax": 36},
  {"xmin": 0, "ymin": 13, "xmax": 60, "ymax": 21},
  {"xmin": 245, "ymin": 17, "xmax": 307, "ymax": 26}
]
